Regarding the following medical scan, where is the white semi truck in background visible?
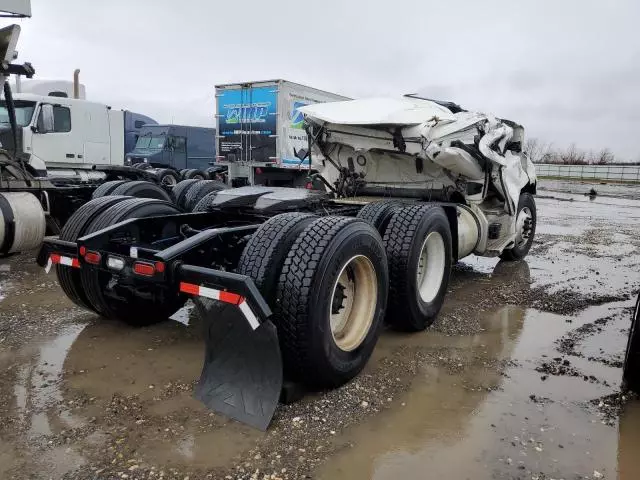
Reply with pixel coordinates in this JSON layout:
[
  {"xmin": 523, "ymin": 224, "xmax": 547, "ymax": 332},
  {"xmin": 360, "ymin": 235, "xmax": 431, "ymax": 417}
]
[
  {"xmin": 1, "ymin": 91, "xmax": 157, "ymax": 178},
  {"xmin": 2, "ymin": 75, "xmax": 157, "ymax": 179}
]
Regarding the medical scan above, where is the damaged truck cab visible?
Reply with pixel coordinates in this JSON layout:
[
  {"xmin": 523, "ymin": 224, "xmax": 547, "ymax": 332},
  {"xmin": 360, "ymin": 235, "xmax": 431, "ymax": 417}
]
[
  {"xmin": 38, "ymin": 95, "xmax": 537, "ymax": 429},
  {"xmin": 300, "ymin": 95, "xmax": 537, "ymax": 261}
]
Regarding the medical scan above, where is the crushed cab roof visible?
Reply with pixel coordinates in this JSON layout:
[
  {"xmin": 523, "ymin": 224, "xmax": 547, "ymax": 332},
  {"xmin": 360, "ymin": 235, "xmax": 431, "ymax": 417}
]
[{"xmin": 299, "ymin": 97, "xmax": 457, "ymax": 126}]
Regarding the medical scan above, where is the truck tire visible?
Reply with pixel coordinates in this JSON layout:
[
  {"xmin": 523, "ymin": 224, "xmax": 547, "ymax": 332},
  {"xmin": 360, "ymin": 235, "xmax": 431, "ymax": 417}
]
[
  {"xmin": 623, "ymin": 293, "xmax": 640, "ymax": 393},
  {"xmin": 133, "ymin": 162, "xmax": 152, "ymax": 170},
  {"xmin": 183, "ymin": 169, "xmax": 207, "ymax": 180},
  {"xmin": 179, "ymin": 169, "xmax": 189, "ymax": 179},
  {"xmin": 110, "ymin": 180, "xmax": 172, "ymax": 202},
  {"xmin": 383, "ymin": 204, "xmax": 452, "ymax": 331},
  {"xmin": 237, "ymin": 212, "xmax": 317, "ymax": 303},
  {"xmin": 500, "ymin": 192, "xmax": 536, "ymax": 261},
  {"xmin": 80, "ymin": 198, "xmax": 185, "ymax": 326},
  {"xmin": 192, "ymin": 192, "xmax": 219, "ymax": 212},
  {"xmin": 91, "ymin": 180, "xmax": 128, "ymax": 199},
  {"xmin": 156, "ymin": 168, "xmax": 180, "ymax": 187},
  {"xmin": 56, "ymin": 195, "xmax": 131, "ymax": 311},
  {"xmin": 357, "ymin": 200, "xmax": 403, "ymax": 236},
  {"xmin": 184, "ymin": 180, "xmax": 229, "ymax": 212},
  {"xmin": 171, "ymin": 179, "xmax": 200, "ymax": 209},
  {"xmin": 275, "ymin": 216, "xmax": 388, "ymax": 387}
]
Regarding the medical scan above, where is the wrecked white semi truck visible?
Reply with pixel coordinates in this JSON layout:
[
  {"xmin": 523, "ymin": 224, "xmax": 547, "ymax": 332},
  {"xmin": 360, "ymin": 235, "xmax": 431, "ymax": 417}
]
[
  {"xmin": 300, "ymin": 95, "xmax": 537, "ymax": 260},
  {"xmin": 39, "ymin": 94, "xmax": 537, "ymax": 429}
]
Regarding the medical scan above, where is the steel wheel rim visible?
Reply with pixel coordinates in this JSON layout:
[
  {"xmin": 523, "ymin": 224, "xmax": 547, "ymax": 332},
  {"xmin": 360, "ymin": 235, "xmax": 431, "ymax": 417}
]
[
  {"xmin": 329, "ymin": 255, "xmax": 378, "ymax": 352},
  {"xmin": 416, "ymin": 231, "xmax": 446, "ymax": 303},
  {"xmin": 161, "ymin": 175, "xmax": 177, "ymax": 186},
  {"xmin": 515, "ymin": 206, "xmax": 533, "ymax": 247}
]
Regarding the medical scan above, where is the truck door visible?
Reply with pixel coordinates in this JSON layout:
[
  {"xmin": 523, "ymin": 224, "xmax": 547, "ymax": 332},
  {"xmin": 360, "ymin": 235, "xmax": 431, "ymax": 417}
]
[
  {"xmin": 244, "ymin": 85, "xmax": 277, "ymax": 163},
  {"xmin": 169, "ymin": 133, "xmax": 187, "ymax": 169},
  {"xmin": 30, "ymin": 102, "xmax": 83, "ymax": 166},
  {"xmin": 217, "ymin": 85, "xmax": 277, "ymax": 164}
]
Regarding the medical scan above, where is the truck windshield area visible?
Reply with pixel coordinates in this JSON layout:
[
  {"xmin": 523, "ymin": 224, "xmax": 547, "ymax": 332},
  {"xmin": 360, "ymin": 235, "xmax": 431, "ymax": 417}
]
[
  {"xmin": 0, "ymin": 100, "xmax": 37, "ymax": 127},
  {"xmin": 135, "ymin": 135, "xmax": 165, "ymax": 150}
]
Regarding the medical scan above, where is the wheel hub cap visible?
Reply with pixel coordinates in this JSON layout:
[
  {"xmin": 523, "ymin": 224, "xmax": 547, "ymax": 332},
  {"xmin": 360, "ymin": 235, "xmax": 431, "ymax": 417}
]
[
  {"xmin": 515, "ymin": 207, "xmax": 533, "ymax": 247},
  {"xmin": 329, "ymin": 255, "xmax": 377, "ymax": 352},
  {"xmin": 416, "ymin": 232, "xmax": 446, "ymax": 304}
]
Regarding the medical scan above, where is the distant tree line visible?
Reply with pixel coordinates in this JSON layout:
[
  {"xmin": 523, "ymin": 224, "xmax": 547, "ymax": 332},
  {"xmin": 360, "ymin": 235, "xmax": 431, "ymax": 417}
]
[{"xmin": 524, "ymin": 139, "xmax": 640, "ymax": 165}]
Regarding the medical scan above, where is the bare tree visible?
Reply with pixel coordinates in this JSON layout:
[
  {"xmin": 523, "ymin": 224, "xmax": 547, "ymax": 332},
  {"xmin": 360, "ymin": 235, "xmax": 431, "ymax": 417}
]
[
  {"xmin": 595, "ymin": 148, "xmax": 614, "ymax": 165},
  {"xmin": 524, "ymin": 138, "xmax": 541, "ymax": 163},
  {"xmin": 524, "ymin": 138, "xmax": 553, "ymax": 163},
  {"xmin": 560, "ymin": 143, "xmax": 587, "ymax": 165},
  {"xmin": 515, "ymin": 138, "xmax": 633, "ymax": 165}
]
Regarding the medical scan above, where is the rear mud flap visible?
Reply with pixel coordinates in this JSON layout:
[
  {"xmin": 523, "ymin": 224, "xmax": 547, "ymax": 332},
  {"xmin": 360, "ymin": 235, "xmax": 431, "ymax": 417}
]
[{"xmin": 195, "ymin": 302, "xmax": 283, "ymax": 430}]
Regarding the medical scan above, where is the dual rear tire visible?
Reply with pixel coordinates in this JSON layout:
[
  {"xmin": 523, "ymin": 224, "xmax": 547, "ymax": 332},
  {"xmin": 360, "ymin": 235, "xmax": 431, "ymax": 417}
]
[
  {"xmin": 235, "ymin": 204, "xmax": 454, "ymax": 388},
  {"xmin": 56, "ymin": 195, "xmax": 131, "ymax": 311},
  {"xmin": 56, "ymin": 197, "xmax": 186, "ymax": 326},
  {"xmin": 171, "ymin": 179, "xmax": 228, "ymax": 211},
  {"xmin": 92, "ymin": 180, "xmax": 171, "ymax": 202},
  {"xmin": 383, "ymin": 205, "xmax": 453, "ymax": 331},
  {"xmin": 237, "ymin": 214, "xmax": 389, "ymax": 388},
  {"xmin": 358, "ymin": 201, "xmax": 453, "ymax": 332}
]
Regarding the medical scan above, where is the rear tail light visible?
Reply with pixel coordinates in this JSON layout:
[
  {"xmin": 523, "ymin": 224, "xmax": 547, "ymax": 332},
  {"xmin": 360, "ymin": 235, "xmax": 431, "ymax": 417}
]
[
  {"xmin": 79, "ymin": 246, "xmax": 87, "ymax": 256},
  {"xmin": 107, "ymin": 256, "xmax": 125, "ymax": 271},
  {"xmin": 84, "ymin": 251, "xmax": 101, "ymax": 265},
  {"xmin": 133, "ymin": 261, "xmax": 155, "ymax": 276}
]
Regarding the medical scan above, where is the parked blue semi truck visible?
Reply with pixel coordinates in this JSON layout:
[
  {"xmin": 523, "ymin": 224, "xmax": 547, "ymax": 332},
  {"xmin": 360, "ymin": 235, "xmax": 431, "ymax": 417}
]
[
  {"xmin": 123, "ymin": 111, "xmax": 157, "ymax": 156},
  {"xmin": 125, "ymin": 124, "xmax": 216, "ymax": 174}
]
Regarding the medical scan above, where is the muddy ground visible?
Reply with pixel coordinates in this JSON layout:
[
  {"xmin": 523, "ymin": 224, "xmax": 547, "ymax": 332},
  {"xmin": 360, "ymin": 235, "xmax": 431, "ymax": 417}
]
[{"xmin": 1, "ymin": 180, "xmax": 639, "ymax": 480}]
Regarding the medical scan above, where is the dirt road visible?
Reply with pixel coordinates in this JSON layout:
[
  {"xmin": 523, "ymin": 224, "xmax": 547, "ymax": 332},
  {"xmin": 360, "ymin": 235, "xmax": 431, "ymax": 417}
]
[{"xmin": 0, "ymin": 181, "xmax": 639, "ymax": 480}]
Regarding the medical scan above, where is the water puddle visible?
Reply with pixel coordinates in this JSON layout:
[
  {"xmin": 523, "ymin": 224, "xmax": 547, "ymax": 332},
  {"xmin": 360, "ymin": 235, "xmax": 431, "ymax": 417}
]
[
  {"xmin": 12, "ymin": 324, "xmax": 87, "ymax": 437},
  {"xmin": 62, "ymin": 318, "xmax": 203, "ymax": 399},
  {"xmin": 141, "ymin": 427, "xmax": 261, "ymax": 470},
  {"xmin": 619, "ymin": 400, "xmax": 640, "ymax": 480},
  {"xmin": 539, "ymin": 180, "xmax": 640, "ymax": 202},
  {"xmin": 317, "ymin": 300, "xmax": 632, "ymax": 480}
]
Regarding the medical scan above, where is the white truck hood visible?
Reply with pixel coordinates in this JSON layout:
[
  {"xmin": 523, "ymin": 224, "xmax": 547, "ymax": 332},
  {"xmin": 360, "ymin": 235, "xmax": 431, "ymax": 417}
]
[{"xmin": 299, "ymin": 97, "xmax": 456, "ymax": 125}]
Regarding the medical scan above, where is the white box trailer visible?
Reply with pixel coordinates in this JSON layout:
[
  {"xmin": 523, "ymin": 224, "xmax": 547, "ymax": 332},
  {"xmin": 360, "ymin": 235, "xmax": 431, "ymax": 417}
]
[{"xmin": 214, "ymin": 79, "xmax": 348, "ymax": 186}]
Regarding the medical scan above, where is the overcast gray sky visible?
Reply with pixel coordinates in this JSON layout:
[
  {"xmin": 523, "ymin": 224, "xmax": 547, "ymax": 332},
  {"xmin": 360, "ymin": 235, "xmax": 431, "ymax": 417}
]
[{"xmin": 12, "ymin": 0, "xmax": 640, "ymax": 161}]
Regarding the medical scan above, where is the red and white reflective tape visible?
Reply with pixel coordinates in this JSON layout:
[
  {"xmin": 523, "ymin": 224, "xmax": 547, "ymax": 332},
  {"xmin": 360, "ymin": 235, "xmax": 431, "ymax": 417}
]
[
  {"xmin": 45, "ymin": 253, "xmax": 80, "ymax": 273},
  {"xmin": 179, "ymin": 282, "xmax": 260, "ymax": 330}
]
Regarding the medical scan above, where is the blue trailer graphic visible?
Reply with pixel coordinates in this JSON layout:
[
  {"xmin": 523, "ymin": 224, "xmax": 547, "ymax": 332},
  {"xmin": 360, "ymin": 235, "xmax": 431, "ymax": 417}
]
[{"xmin": 218, "ymin": 86, "xmax": 277, "ymax": 163}]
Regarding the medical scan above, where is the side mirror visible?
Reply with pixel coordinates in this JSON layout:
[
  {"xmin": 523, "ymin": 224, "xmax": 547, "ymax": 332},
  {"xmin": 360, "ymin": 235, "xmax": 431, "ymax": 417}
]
[{"xmin": 37, "ymin": 104, "xmax": 55, "ymax": 133}]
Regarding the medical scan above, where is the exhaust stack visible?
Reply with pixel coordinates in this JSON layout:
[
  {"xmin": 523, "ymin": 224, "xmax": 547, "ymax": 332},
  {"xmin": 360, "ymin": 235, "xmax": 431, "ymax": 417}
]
[{"xmin": 73, "ymin": 69, "xmax": 80, "ymax": 99}]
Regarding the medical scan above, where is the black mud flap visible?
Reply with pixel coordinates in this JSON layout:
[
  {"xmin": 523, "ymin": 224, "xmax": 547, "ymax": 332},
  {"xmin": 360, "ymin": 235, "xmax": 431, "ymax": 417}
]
[{"xmin": 195, "ymin": 302, "xmax": 283, "ymax": 430}]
